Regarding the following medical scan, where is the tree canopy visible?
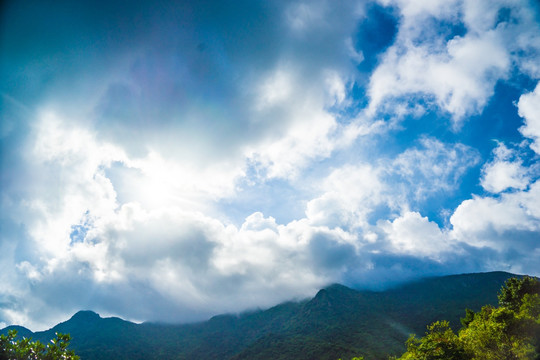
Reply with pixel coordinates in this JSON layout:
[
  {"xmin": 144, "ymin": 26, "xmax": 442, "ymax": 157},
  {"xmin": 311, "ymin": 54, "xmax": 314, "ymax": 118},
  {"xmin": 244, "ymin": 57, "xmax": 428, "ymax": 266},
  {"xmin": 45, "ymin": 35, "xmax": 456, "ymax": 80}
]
[
  {"xmin": 0, "ymin": 330, "xmax": 79, "ymax": 360},
  {"xmin": 393, "ymin": 276, "xmax": 540, "ymax": 360}
]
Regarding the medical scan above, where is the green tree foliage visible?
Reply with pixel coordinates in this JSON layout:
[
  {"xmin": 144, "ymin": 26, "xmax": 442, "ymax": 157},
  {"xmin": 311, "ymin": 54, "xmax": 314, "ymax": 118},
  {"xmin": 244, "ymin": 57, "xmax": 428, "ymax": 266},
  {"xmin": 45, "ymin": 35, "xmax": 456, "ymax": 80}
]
[
  {"xmin": 498, "ymin": 276, "xmax": 540, "ymax": 312},
  {"xmin": 460, "ymin": 309, "xmax": 475, "ymax": 329},
  {"xmin": 397, "ymin": 321, "xmax": 470, "ymax": 360},
  {"xmin": 460, "ymin": 305, "xmax": 536, "ymax": 360},
  {"xmin": 395, "ymin": 276, "xmax": 540, "ymax": 360},
  {"xmin": 0, "ymin": 330, "xmax": 79, "ymax": 360}
]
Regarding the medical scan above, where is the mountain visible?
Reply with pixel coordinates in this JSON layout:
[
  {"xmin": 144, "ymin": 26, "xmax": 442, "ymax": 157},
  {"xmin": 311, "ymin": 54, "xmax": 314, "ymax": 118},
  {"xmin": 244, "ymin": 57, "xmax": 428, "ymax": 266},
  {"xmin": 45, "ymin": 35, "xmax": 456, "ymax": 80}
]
[{"xmin": 1, "ymin": 271, "xmax": 521, "ymax": 360}]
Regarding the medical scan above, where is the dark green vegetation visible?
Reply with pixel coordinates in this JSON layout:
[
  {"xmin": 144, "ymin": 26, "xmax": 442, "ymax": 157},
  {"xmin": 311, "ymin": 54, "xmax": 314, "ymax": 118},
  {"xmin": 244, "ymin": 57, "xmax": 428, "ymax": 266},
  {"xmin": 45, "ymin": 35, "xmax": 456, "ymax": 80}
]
[
  {"xmin": 1, "ymin": 330, "xmax": 79, "ymax": 359},
  {"xmin": 393, "ymin": 276, "xmax": 540, "ymax": 359},
  {"xmin": 0, "ymin": 272, "xmax": 525, "ymax": 360}
]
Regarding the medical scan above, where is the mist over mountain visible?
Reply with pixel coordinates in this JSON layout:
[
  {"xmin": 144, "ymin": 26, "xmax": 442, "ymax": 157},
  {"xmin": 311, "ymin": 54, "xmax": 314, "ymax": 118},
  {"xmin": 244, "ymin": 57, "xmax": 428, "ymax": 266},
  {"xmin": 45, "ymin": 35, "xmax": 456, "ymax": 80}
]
[{"xmin": 2, "ymin": 271, "xmax": 521, "ymax": 360}]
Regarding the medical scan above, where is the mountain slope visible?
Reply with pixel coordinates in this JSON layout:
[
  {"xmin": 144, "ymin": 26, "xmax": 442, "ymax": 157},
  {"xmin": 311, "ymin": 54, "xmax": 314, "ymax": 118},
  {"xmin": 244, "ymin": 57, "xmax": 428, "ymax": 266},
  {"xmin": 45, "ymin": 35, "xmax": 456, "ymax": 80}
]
[{"xmin": 1, "ymin": 271, "xmax": 520, "ymax": 360}]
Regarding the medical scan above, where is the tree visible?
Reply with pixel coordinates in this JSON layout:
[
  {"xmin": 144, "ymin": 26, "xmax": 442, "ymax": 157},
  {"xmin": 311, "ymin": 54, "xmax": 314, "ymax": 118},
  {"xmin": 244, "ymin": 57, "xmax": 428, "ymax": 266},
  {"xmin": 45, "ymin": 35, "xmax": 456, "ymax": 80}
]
[
  {"xmin": 459, "ymin": 305, "xmax": 535, "ymax": 360},
  {"xmin": 460, "ymin": 308, "xmax": 475, "ymax": 329},
  {"xmin": 395, "ymin": 276, "xmax": 540, "ymax": 360},
  {"xmin": 0, "ymin": 330, "xmax": 79, "ymax": 360},
  {"xmin": 396, "ymin": 321, "xmax": 471, "ymax": 360},
  {"xmin": 498, "ymin": 276, "xmax": 540, "ymax": 312}
]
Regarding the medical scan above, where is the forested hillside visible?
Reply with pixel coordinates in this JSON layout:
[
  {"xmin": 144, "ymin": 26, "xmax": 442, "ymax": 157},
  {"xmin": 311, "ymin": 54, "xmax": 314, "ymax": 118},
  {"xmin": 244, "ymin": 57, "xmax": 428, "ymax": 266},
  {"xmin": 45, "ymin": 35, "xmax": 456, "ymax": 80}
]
[
  {"xmin": 392, "ymin": 275, "xmax": 540, "ymax": 360},
  {"xmin": 0, "ymin": 272, "xmax": 523, "ymax": 360}
]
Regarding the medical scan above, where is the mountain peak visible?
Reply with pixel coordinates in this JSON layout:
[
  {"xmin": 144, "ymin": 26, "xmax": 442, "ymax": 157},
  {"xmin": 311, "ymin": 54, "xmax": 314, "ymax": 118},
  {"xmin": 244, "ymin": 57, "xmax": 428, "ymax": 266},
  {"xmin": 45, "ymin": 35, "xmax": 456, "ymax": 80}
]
[
  {"xmin": 1, "ymin": 325, "xmax": 33, "ymax": 338},
  {"xmin": 307, "ymin": 284, "xmax": 359, "ymax": 313},
  {"xmin": 70, "ymin": 310, "xmax": 101, "ymax": 322},
  {"xmin": 324, "ymin": 283, "xmax": 355, "ymax": 293}
]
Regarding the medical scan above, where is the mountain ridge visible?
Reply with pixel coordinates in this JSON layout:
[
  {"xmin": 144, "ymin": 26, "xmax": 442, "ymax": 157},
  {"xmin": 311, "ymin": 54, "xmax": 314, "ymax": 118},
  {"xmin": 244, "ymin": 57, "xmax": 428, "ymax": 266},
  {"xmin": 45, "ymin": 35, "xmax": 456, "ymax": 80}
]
[{"xmin": 1, "ymin": 271, "xmax": 525, "ymax": 359}]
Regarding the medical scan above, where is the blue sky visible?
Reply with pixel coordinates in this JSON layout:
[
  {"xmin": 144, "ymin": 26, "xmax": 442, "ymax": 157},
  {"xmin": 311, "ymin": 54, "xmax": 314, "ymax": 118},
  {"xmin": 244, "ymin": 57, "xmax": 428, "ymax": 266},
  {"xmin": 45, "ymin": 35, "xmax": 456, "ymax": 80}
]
[{"xmin": 1, "ymin": 0, "xmax": 540, "ymax": 330}]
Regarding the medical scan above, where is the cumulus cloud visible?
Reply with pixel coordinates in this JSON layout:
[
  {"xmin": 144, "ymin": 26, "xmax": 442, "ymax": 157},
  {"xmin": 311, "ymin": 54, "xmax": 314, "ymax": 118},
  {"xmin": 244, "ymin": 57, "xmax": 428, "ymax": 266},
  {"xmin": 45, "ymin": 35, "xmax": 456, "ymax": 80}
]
[
  {"xmin": 305, "ymin": 137, "xmax": 479, "ymax": 228},
  {"xmin": 518, "ymin": 82, "xmax": 540, "ymax": 154},
  {"xmin": 480, "ymin": 142, "xmax": 531, "ymax": 193},
  {"xmin": 369, "ymin": 28, "xmax": 509, "ymax": 121},
  {"xmin": 245, "ymin": 65, "xmax": 344, "ymax": 179},
  {"xmin": 451, "ymin": 181, "xmax": 540, "ymax": 249},
  {"xmin": 368, "ymin": 0, "xmax": 540, "ymax": 124},
  {"xmin": 380, "ymin": 211, "xmax": 452, "ymax": 260},
  {"xmin": 8, "ymin": 204, "xmax": 363, "ymax": 328},
  {"xmin": 306, "ymin": 164, "xmax": 383, "ymax": 229},
  {"xmin": 1, "ymin": 120, "xmax": 485, "ymax": 329}
]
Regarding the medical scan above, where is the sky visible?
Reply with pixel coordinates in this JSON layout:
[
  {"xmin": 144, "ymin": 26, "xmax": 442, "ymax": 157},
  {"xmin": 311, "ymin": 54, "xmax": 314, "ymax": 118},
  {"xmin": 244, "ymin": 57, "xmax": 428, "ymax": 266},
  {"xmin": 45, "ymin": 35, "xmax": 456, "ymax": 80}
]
[{"xmin": 1, "ymin": 0, "xmax": 540, "ymax": 331}]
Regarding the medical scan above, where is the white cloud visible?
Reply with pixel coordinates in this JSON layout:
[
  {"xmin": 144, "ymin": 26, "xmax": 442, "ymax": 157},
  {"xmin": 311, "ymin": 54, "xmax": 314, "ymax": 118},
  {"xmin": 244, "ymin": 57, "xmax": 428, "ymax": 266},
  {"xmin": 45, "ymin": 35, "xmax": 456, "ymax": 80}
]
[
  {"xmin": 21, "ymin": 113, "xmax": 123, "ymax": 260},
  {"xmin": 10, "ymin": 203, "xmax": 364, "ymax": 329},
  {"xmin": 461, "ymin": 0, "xmax": 508, "ymax": 34},
  {"xmin": 255, "ymin": 68, "xmax": 295, "ymax": 110},
  {"xmin": 380, "ymin": 211, "xmax": 452, "ymax": 259},
  {"xmin": 451, "ymin": 180, "xmax": 540, "ymax": 248},
  {"xmin": 306, "ymin": 138, "xmax": 479, "ymax": 229},
  {"xmin": 518, "ymin": 82, "xmax": 540, "ymax": 154},
  {"xmin": 285, "ymin": 2, "xmax": 326, "ymax": 32},
  {"xmin": 368, "ymin": 27, "xmax": 509, "ymax": 122},
  {"xmin": 345, "ymin": 37, "xmax": 364, "ymax": 64},
  {"xmin": 306, "ymin": 164, "xmax": 383, "ymax": 229},
  {"xmin": 378, "ymin": 0, "xmax": 459, "ymax": 20},
  {"xmin": 285, "ymin": 0, "xmax": 364, "ymax": 34},
  {"xmin": 481, "ymin": 161, "xmax": 529, "ymax": 193},
  {"xmin": 16, "ymin": 112, "xmax": 244, "ymax": 265},
  {"xmin": 368, "ymin": 0, "xmax": 540, "ymax": 123},
  {"xmin": 8, "ymin": 130, "xmax": 486, "ymax": 329},
  {"xmin": 0, "ymin": 113, "xmax": 497, "ymax": 331},
  {"xmin": 324, "ymin": 70, "xmax": 349, "ymax": 106},
  {"xmin": 246, "ymin": 64, "xmax": 345, "ymax": 180},
  {"xmin": 480, "ymin": 142, "xmax": 530, "ymax": 193},
  {"xmin": 5, "ymin": 114, "xmax": 373, "ymax": 326}
]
